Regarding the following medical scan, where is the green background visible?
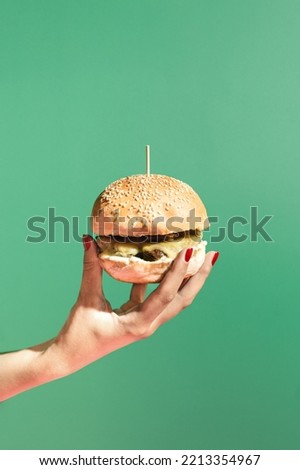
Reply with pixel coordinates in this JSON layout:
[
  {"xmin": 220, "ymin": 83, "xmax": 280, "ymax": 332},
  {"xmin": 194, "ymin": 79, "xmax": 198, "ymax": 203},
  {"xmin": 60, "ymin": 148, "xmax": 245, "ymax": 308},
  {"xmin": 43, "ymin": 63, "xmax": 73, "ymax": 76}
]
[{"xmin": 0, "ymin": 0, "xmax": 299, "ymax": 450}]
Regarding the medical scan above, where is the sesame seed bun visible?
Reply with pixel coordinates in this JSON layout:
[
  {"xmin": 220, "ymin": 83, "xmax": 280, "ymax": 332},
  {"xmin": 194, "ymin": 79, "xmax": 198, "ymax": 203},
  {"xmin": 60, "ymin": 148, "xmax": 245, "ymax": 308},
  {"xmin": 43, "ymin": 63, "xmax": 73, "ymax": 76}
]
[{"xmin": 91, "ymin": 174, "xmax": 208, "ymax": 236}]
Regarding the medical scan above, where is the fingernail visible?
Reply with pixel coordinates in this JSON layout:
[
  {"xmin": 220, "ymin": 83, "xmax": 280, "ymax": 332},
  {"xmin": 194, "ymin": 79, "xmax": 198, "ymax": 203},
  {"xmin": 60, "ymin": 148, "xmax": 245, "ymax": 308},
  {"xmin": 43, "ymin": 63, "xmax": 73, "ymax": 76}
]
[
  {"xmin": 211, "ymin": 252, "xmax": 220, "ymax": 266},
  {"xmin": 82, "ymin": 234, "xmax": 91, "ymax": 251},
  {"xmin": 185, "ymin": 247, "xmax": 193, "ymax": 262}
]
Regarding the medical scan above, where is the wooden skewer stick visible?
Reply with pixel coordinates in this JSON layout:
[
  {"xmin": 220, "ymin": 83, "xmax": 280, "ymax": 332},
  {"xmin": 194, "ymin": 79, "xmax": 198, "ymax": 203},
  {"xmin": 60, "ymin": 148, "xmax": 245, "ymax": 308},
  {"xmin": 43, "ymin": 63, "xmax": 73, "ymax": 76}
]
[{"xmin": 146, "ymin": 145, "xmax": 150, "ymax": 176}]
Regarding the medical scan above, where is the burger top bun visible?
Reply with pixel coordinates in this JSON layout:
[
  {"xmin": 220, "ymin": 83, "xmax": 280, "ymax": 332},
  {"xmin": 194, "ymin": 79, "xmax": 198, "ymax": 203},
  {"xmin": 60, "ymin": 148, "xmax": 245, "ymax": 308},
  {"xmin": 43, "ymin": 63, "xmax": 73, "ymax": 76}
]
[{"xmin": 91, "ymin": 174, "xmax": 208, "ymax": 237}]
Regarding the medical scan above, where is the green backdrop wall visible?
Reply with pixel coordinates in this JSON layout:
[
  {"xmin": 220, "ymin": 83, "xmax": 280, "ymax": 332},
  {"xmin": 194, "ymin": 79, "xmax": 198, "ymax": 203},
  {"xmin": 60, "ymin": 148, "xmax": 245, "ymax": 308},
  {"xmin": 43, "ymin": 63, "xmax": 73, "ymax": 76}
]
[{"xmin": 0, "ymin": 0, "xmax": 299, "ymax": 449}]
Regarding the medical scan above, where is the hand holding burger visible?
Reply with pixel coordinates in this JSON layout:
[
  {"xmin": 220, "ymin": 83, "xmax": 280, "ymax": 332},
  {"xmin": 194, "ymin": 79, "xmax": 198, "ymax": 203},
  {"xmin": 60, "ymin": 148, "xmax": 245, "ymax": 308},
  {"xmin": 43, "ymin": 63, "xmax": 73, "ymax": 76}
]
[{"xmin": 0, "ymin": 159, "xmax": 220, "ymax": 402}]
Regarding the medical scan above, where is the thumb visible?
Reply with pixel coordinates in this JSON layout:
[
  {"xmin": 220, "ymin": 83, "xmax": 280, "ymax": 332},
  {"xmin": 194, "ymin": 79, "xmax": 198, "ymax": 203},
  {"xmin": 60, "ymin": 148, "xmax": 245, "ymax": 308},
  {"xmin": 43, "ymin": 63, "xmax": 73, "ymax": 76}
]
[{"xmin": 79, "ymin": 234, "xmax": 103, "ymax": 299}]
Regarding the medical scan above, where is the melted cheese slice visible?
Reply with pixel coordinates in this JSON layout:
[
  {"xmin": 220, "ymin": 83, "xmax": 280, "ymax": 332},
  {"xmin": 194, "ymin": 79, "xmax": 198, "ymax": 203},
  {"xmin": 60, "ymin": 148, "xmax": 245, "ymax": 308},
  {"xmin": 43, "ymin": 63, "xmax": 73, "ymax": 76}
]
[
  {"xmin": 101, "ymin": 237, "xmax": 200, "ymax": 259},
  {"xmin": 104, "ymin": 242, "xmax": 139, "ymax": 257},
  {"xmin": 142, "ymin": 238, "xmax": 199, "ymax": 259}
]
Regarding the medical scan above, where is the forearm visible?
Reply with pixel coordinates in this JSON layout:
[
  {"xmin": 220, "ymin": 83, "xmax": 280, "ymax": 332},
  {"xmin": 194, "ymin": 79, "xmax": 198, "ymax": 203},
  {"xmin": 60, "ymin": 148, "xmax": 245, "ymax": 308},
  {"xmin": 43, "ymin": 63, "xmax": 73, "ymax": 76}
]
[{"xmin": 0, "ymin": 339, "xmax": 63, "ymax": 402}]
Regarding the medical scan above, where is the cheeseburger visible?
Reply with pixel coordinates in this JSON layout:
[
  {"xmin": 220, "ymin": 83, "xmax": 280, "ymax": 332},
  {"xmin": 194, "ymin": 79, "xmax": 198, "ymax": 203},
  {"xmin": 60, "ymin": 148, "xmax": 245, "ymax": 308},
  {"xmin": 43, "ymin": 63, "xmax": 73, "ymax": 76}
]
[{"xmin": 91, "ymin": 174, "xmax": 208, "ymax": 283}]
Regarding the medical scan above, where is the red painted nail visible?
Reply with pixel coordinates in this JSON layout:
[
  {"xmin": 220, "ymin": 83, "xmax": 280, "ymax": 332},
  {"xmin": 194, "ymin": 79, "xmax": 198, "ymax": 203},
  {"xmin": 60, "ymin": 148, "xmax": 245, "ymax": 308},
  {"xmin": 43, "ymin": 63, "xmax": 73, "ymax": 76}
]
[
  {"xmin": 211, "ymin": 252, "xmax": 220, "ymax": 266},
  {"xmin": 185, "ymin": 247, "xmax": 193, "ymax": 262},
  {"xmin": 82, "ymin": 235, "xmax": 91, "ymax": 251}
]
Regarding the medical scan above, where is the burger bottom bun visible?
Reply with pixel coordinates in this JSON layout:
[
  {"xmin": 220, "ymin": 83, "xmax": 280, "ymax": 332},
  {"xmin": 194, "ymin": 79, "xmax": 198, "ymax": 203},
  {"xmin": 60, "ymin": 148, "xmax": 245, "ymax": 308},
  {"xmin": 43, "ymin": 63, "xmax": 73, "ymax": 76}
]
[{"xmin": 98, "ymin": 241, "xmax": 207, "ymax": 284}]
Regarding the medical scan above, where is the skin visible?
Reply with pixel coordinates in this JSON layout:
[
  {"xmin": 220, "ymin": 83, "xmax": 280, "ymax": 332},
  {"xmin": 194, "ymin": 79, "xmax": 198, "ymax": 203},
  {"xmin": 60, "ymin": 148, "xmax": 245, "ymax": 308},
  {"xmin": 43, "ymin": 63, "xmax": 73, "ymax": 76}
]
[{"xmin": 0, "ymin": 236, "xmax": 218, "ymax": 402}]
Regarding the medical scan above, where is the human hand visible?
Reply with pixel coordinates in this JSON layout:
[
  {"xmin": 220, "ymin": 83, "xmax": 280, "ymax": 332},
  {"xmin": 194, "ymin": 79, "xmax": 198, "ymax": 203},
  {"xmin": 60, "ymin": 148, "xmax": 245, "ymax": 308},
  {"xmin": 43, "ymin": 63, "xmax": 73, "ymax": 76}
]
[
  {"xmin": 47, "ymin": 236, "xmax": 219, "ymax": 375},
  {"xmin": 0, "ymin": 236, "xmax": 219, "ymax": 401}
]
